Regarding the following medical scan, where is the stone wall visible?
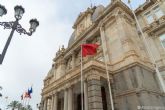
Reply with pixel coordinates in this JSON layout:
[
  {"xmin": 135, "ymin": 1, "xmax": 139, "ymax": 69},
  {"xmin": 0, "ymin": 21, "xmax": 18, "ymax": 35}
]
[{"xmin": 113, "ymin": 65, "xmax": 164, "ymax": 110}]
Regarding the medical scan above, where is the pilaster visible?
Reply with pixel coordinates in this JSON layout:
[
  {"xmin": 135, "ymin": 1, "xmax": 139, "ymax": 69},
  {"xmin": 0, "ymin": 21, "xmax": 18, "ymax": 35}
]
[
  {"xmin": 100, "ymin": 26, "xmax": 110, "ymax": 63},
  {"xmin": 72, "ymin": 51, "xmax": 76, "ymax": 68},
  {"xmin": 52, "ymin": 93, "xmax": 58, "ymax": 110},
  {"xmin": 84, "ymin": 80, "xmax": 88, "ymax": 110},
  {"xmin": 64, "ymin": 89, "xmax": 68, "ymax": 110},
  {"xmin": 68, "ymin": 86, "xmax": 73, "ymax": 110},
  {"xmin": 43, "ymin": 98, "xmax": 48, "ymax": 110},
  {"xmin": 87, "ymin": 73, "xmax": 103, "ymax": 110},
  {"xmin": 115, "ymin": 12, "xmax": 137, "ymax": 57}
]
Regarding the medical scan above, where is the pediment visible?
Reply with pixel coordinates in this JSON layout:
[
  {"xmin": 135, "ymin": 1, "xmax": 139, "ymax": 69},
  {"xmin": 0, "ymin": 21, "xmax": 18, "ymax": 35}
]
[{"xmin": 73, "ymin": 8, "xmax": 94, "ymax": 29}]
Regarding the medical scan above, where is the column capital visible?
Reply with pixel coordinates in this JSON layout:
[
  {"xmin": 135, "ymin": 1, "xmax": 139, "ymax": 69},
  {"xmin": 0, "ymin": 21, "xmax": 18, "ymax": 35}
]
[
  {"xmin": 43, "ymin": 96, "xmax": 48, "ymax": 100},
  {"xmin": 71, "ymin": 50, "xmax": 76, "ymax": 55},
  {"xmin": 63, "ymin": 83, "xmax": 74, "ymax": 90},
  {"xmin": 98, "ymin": 19, "xmax": 105, "ymax": 29},
  {"xmin": 52, "ymin": 90, "xmax": 58, "ymax": 95},
  {"xmin": 53, "ymin": 92, "xmax": 58, "ymax": 96},
  {"xmin": 87, "ymin": 74, "xmax": 100, "ymax": 81}
]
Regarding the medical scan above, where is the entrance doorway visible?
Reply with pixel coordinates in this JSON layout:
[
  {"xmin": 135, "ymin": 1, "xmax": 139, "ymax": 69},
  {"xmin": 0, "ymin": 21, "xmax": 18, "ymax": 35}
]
[
  {"xmin": 77, "ymin": 93, "xmax": 84, "ymax": 110},
  {"xmin": 101, "ymin": 86, "xmax": 107, "ymax": 110},
  {"xmin": 57, "ymin": 98, "xmax": 64, "ymax": 110}
]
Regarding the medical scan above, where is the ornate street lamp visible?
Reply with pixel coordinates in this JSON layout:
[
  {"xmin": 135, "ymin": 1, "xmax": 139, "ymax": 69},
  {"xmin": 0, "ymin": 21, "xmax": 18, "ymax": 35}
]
[
  {"xmin": 0, "ymin": 5, "xmax": 39, "ymax": 64},
  {"xmin": 0, "ymin": 4, "xmax": 7, "ymax": 16}
]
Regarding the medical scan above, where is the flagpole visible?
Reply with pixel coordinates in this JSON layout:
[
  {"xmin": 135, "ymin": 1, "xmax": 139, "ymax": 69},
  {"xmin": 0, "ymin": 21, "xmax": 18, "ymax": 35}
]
[
  {"xmin": 21, "ymin": 99, "xmax": 23, "ymax": 107},
  {"xmin": 27, "ymin": 98, "xmax": 30, "ymax": 106},
  {"xmin": 22, "ymin": 99, "xmax": 25, "ymax": 107},
  {"xmin": 24, "ymin": 98, "xmax": 27, "ymax": 107},
  {"xmin": 100, "ymin": 27, "xmax": 114, "ymax": 110},
  {"xmin": 81, "ymin": 44, "xmax": 84, "ymax": 110},
  {"xmin": 128, "ymin": 1, "xmax": 165, "ymax": 93}
]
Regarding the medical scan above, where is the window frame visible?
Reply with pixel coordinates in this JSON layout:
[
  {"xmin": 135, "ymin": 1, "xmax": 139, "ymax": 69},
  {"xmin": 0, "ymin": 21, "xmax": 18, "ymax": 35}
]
[
  {"xmin": 144, "ymin": 5, "xmax": 164, "ymax": 24},
  {"xmin": 145, "ymin": 11, "xmax": 154, "ymax": 24},
  {"xmin": 153, "ymin": 6, "xmax": 164, "ymax": 19}
]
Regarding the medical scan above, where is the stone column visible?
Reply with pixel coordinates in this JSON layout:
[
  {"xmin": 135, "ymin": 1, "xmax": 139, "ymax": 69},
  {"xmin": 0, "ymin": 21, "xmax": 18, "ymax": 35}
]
[
  {"xmin": 84, "ymin": 81, "xmax": 88, "ymax": 110},
  {"xmin": 47, "ymin": 98, "xmax": 51, "ymax": 110},
  {"xmin": 87, "ymin": 73, "xmax": 103, "ymax": 110},
  {"xmin": 68, "ymin": 87, "xmax": 73, "ymax": 110},
  {"xmin": 53, "ymin": 93, "xmax": 58, "ymax": 110},
  {"xmin": 43, "ymin": 98, "xmax": 47, "ymax": 110},
  {"xmin": 51, "ymin": 95, "xmax": 54, "ymax": 110},
  {"xmin": 64, "ymin": 89, "xmax": 68, "ymax": 110},
  {"xmin": 72, "ymin": 51, "xmax": 75, "ymax": 68}
]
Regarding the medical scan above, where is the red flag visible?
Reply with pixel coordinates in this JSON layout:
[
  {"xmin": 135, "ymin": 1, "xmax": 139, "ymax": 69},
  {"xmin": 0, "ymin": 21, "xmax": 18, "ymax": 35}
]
[{"xmin": 81, "ymin": 44, "xmax": 99, "ymax": 57}]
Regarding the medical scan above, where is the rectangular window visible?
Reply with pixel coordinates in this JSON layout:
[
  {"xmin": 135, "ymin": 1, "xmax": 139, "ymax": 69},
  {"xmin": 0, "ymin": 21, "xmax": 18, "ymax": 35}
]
[
  {"xmin": 145, "ymin": 12, "xmax": 154, "ymax": 24},
  {"xmin": 160, "ymin": 33, "xmax": 165, "ymax": 48},
  {"xmin": 153, "ymin": 6, "xmax": 164, "ymax": 19}
]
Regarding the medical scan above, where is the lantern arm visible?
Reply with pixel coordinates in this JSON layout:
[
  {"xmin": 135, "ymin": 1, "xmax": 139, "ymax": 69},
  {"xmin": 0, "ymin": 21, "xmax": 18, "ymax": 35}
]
[
  {"xmin": 0, "ymin": 21, "xmax": 14, "ymax": 29},
  {"xmin": 15, "ymin": 23, "xmax": 32, "ymax": 36}
]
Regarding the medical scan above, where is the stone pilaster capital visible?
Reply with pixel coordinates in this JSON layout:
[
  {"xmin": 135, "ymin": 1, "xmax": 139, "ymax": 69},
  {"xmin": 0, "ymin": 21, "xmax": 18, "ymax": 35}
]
[
  {"xmin": 71, "ymin": 50, "xmax": 76, "ymax": 55},
  {"xmin": 43, "ymin": 96, "xmax": 48, "ymax": 101},
  {"xmin": 87, "ymin": 74, "xmax": 100, "ymax": 81},
  {"xmin": 83, "ymin": 77, "xmax": 88, "ymax": 82},
  {"xmin": 52, "ymin": 90, "xmax": 58, "ymax": 95},
  {"xmin": 98, "ymin": 20, "xmax": 105, "ymax": 29}
]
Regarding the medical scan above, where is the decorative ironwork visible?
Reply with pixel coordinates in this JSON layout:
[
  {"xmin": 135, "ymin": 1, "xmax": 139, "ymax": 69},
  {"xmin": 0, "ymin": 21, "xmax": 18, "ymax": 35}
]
[
  {"xmin": 16, "ymin": 23, "xmax": 32, "ymax": 36},
  {"xmin": 0, "ymin": 4, "xmax": 39, "ymax": 64},
  {"xmin": 0, "ymin": 21, "xmax": 14, "ymax": 29},
  {"xmin": 0, "ymin": 21, "xmax": 32, "ymax": 36}
]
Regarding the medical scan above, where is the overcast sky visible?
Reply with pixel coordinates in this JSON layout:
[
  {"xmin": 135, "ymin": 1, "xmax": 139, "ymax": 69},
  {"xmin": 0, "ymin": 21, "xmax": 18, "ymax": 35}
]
[{"xmin": 0, "ymin": 0, "xmax": 145, "ymax": 109}]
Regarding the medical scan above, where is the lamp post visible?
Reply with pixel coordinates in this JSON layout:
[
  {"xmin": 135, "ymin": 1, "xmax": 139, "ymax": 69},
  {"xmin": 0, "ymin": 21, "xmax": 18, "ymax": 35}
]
[
  {"xmin": 36, "ymin": 103, "xmax": 40, "ymax": 110},
  {"xmin": 0, "ymin": 86, "xmax": 2, "ymax": 98},
  {"xmin": 0, "ymin": 5, "xmax": 39, "ymax": 64}
]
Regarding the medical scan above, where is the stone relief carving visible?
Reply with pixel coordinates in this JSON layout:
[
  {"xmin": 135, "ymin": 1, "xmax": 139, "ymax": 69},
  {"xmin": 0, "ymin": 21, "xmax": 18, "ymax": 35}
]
[{"xmin": 66, "ymin": 57, "xmax": 72, "ymax": 70}]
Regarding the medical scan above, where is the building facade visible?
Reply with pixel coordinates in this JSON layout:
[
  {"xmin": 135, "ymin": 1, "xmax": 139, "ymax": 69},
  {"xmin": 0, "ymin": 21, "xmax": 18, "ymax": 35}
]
[{"xmin": 40, "ymin": 0, "xmax": 165, "ymax": 110}]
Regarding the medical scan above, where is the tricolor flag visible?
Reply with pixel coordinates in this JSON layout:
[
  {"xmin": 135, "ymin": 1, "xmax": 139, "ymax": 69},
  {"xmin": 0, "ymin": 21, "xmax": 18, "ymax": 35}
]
[
  {"xmin": 24, "ymin": 92, "xmax": 31, "ymax": 98},
  {"xmin": 81, "ymin": 44, "xmax": 99, "ymax": 57},
  {"xmin": 28, "ymin": 87, "xmax": 33, "ymax": 94}
]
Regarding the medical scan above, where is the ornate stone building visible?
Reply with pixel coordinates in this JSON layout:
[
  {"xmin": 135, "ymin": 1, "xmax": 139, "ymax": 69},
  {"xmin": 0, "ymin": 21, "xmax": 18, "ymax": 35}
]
[{"xmin": 40, "ymin": 0, "xmax": 165, "ymax": 110}]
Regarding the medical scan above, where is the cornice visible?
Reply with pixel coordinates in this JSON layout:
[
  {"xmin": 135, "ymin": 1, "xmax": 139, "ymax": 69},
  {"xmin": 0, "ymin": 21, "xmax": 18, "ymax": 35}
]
[
  {"xmin": 143, "ymin": 15, "xmax": 165, "ymax": 36},
  {"xmin": 135, "ymin": 0, "xmax": 158, "ymax": 15},
  {"xmin": 135, "ymin": 1, "xmax": 152, "ymax": 15},
  {"xmin": 42, "ymin": 60, "xmax": 111, "ymax": 95},
  {"xmin": 104, "ymin": 0, "xmax": 133, "ymax": 18},
  {"xmin": 42, "ymin": 56, "xmax": 154, "ymax": 96}
]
